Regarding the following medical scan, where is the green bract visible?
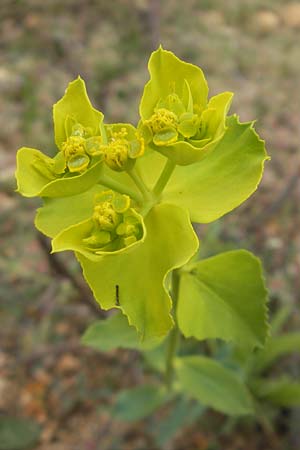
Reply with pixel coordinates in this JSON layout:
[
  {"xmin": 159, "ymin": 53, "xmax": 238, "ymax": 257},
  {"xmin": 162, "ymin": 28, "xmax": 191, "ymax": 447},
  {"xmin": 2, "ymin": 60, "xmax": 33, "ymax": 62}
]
[
  {"xmin": 16, "ymin": 48, "xmax": 269, "ymax": 352},
  {"xmin": 139, "ymin": 47, "xmax": 233, "ymax": 165},
  {"xmin": 52, "ymin": 189, "xmax": 146, "ymax": 261},
  {"xmin": 16, "ymin": 77, "xmax": 104, "ymax": 197}
]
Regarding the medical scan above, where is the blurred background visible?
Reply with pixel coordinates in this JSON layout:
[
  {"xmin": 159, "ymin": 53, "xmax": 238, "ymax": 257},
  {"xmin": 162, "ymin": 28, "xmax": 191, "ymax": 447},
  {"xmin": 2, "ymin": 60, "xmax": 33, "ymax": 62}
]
[{"xmin": 0, "ymin": 0, "xmax": 300, "ymax": 449}]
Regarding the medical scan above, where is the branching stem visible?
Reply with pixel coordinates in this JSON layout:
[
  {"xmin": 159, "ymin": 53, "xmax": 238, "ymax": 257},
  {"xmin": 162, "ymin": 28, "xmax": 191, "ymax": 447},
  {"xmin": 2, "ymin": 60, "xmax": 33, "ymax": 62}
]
[
  {"xmin": 153, "ymin": 158, "xmax": 176, "ymax": 197},
  {"xmin": 98, "ymin": 174, "xmax": 142, "ymax": 203},
  {"xmin": 127, "ymin": 166, "xmax": 152, "ymax": 201}
]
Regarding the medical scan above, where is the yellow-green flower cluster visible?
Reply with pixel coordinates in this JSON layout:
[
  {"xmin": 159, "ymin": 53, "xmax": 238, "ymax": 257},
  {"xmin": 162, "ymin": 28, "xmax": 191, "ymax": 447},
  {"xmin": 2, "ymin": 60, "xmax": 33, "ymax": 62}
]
[
  {"xmin": 103, "ymin": 127, "xmax": 144, "ymax": 172},
  {"xmin": 55, "ymin": 123, "xmax": 103, "ymax": 174},
  {"xmin": 83, "ymin": 190, "xmax": 144, "ymax": 252}
]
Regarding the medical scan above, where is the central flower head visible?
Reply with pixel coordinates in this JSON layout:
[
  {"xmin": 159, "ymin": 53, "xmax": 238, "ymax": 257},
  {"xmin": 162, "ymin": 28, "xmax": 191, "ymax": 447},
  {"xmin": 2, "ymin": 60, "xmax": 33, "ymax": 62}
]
[
  {"xmin": 103, "ymin": 126, "xmax": 144, "ymax": 172},
  {"xmin": 82, "ymin": 190, "xmax": 144, "ymax": 252},
  {"xmin": 53, "ymin": 123, "xmax": 104, "ymax": 174},
  {"xmin": 93, "ymin": 201, "xmax": 120, "ymax": 231},
  {"xmin": 149, "ymin": 108, "xmax": 178, "ymax": 134}
]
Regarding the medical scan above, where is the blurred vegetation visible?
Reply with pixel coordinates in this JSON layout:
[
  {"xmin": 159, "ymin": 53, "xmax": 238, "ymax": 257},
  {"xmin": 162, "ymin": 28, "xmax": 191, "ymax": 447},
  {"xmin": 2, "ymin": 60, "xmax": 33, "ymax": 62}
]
[{"xmin": 0, "ymin": 0, "xmax": 300, "ymax": 449}]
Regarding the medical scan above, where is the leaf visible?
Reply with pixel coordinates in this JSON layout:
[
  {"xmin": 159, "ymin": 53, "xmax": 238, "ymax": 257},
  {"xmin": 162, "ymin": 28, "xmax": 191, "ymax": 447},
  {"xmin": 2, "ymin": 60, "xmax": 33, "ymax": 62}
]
[
  {"xmin": 165, "ymin": 116, "xmax": 268, "ymax": 222},
  {"xmin": 253, "ymin": 377, "xmax": 300, "ymax": 406},
  {"xmin": 143, "ymin": 341, "xmax": 167, "ymax": 373},
  {"xmin": 15, "ymin": 147, "xmax": 103, "ymax": 198},
  {"xmin": 177, "ymin": 250, "xmax": 269, "ymax": 348},
  {"xmin": 0, "ymin": 417, "xmax": 40, "ymax": 450},
  {"xmin": 35, "ymin": 185, "xmax": 102, "ymax": 237},
  {"xmin": 51, "ymin": 208, "xmax": 146, "ymax": 262},
  {"xmin": 137, "ymin": 116, "xmax": 268, "ymax": 223},
  {"xmin": 153, "ymin": 397, "xmax": 205, "ymax": 446},
  {"xmin": 270, "ymin": 305, "xmax": 292, "ymax": 335},
  {"xmin": 112, "ymin": 385, "xmax": 167, "ymax": 422},
  {"xmin": 77, "ymin": 203, "xmax": 199, "ymax": 341},
  {"xmin": 175, "ymin": 356, "xmax": 254, "ymax": 415},
  {"xmin": 81, "ymin": 312, "xmax": 162, "ymax": 351},
  {"xmin": 53, "ymin": 77, "xmax": 103, "ymax": 149},
  {"xmin": 253, "ymin": 332, "xmax": 300, "ymax": 373},
  {"xmin": 140, "ymin": 47, "xmax": 208, "ymax": 121}
]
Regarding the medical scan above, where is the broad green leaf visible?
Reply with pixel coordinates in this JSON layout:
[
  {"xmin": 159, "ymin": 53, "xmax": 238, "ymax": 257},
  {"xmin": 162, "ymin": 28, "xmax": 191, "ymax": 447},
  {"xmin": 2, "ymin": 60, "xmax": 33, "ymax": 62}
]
[
  {"xmin": 177, "ymin": 250, "xmax": 268, "ymax": 348},
  {"xmin": 53, "ymin": 77, "xmax": 103, "ymax": 149},
  {"xmin": 253, "ymin": 333, "xmax": 300, "ymax": 373},
  {"xmin": 81, "ymin": 312, "xmax": 162, "ymax": 351},
  {"xmin": 140, "ymin": 47, "xmax": 208, "ymax": 120},
  {"xmin": 137, "ymin": 116, "xmax": 268, "ymax": 223},
  {"xmin": 112, "ymin": 385, "xmax": 167, "ymax": 422},
  {"xmin": 143, "ymin": 341, "xmax": 167, "ymax": 373},
  {"xmin": 35, "ymin": 185, "xmax": 102, "ymax": 238},
  {"xmin": 253, "ymin": 377, "xmax": 300, "ymax": 406},
  {"xmin": 0, "ymin": 417, "xmax": 40, "ymax": 450},
  {"xmin": 16, "ymin": 147, "xmax": 103, "ymax": 198},
  {"xmin": 175, "ymin": 356, "xmax": 254, "ymax": 415},
  {"xmin": 153, "ymin": 397, "xmax": 205, "ymax": 446},
  {"xmin": 77, "ymin": 204, "xmax": 199, "ymax": 340},
  {"xmin": 270, "ymin": 305, "xmax": 292, "ymax": 335}
]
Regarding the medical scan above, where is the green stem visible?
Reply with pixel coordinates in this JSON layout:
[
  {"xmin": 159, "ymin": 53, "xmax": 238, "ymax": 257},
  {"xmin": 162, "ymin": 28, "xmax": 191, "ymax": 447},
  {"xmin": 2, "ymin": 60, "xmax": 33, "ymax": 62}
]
[
  {"xmin": 165, "ymin": 269, "xmax": 181, "ymax": 390},
  {"xmin": 153, "ymin": 159, "xmax": 176, "ymax": 197},
  {"xmin": 98, "ymin": 174, "xmax": 142, "ymax": 203},
  {"xmin": 127, "ymin": 166, "xmax": 152, "ymax": 201}
]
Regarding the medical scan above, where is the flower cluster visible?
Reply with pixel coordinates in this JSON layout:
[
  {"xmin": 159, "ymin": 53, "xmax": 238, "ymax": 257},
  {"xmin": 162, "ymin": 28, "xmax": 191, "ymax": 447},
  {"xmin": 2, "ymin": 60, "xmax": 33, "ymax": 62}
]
[
  {"xmin": 82, "ymin": 190, "xmax": 144, "ymax": 252},
  {"xmin": 16, "ymin": 47, "xmax": 268, "ymax": 341}
]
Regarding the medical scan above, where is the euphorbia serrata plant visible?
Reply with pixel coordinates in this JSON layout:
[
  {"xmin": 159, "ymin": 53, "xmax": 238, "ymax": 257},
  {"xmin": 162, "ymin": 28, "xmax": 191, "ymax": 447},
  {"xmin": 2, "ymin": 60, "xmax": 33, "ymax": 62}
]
[{"xmin": 16, "ymin": 47, "xmax": 270, "ymax": 419}]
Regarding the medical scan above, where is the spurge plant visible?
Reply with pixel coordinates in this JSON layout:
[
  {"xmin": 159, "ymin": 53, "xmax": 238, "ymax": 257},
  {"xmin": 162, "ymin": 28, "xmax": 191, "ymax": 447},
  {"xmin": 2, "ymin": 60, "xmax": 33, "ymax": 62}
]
[{"xmin": 16, "ymin": 47, "xmax": 270, "ymax": 423}]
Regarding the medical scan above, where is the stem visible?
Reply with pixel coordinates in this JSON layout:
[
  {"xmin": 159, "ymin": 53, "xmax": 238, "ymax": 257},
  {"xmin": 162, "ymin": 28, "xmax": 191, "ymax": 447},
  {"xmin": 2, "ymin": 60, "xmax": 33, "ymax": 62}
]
[
  {"xmin": 127, "ymin": 166, "xmax": 152, "ymax": 201},
  {"xmin": 98, "ymin": 174, "xmax": 142, "ymax": 203},
  {"xmin": 153, "ymin": 159, "xmax": 176, "ymax": 197},
  {"xmin": 165, "ymin": 269, "xmax": 180, "ymax": 390}
]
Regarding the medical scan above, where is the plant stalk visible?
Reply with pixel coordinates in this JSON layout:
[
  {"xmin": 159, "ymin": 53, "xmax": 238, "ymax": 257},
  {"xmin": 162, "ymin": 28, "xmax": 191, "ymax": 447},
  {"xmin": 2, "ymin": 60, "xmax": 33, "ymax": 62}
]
[
  {"xmin": 98, "ymin": 174, "xmax": 142, "ymax": 203},
  {"xmin": 127, "ymin": 166, "xmax": 152, "ymax": 201},
  {"xmin": 153, "ymin": 158, "xmax": 176, "ymax": 197}
]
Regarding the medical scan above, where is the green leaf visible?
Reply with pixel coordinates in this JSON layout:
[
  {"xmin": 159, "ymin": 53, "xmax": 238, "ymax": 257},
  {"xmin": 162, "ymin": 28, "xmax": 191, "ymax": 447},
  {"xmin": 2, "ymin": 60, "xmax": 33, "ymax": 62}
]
[
  {"xmin": 0, "ymin": 417, "xmax": 40, "ymax": 450},
  {"xmin": 51, "ymin": 208, "xmax": 145, "ymax": 262},
  {"xmin": 175, "ymin": 356, "xmax": 254, "ymax": 415},
  {"xmin": 112, "ymin": 385, "xmax": 167, "ymax": 422},
  {"xmin": 35, "ymin": 185, "xmax": 102, "ymax": 237},
  {"xmin": 137, "ymin": 116, "xmax": 268, "ymax": 223},
  {"xmin": 153, "ymin": 397, "xmax": 204, "ymax": 446},
  {"xmin": 165, "ymin": 116, "xmax": 268, "ymax": 222},
  {"xmin": 53, "ymin": 77, "xmax": 103, "ymax": 149},
  {"xmin": 253, "ymin": 377, "xmax": 300, "ymax": 406},
  {"xmin": 77, "ymin": 204, "xmax": 199, "ymax": 341},
  {"xmin": 140, "ymin": 47, "xmax": 208, "ymax": 121},
  {"xmin": 81, "ymin": 312, "xmax": 162, "ymax": 351},
  {"xmin": 254, "ymin": 333, "xmax": 300, "ymax": 373},
  {"xmin": 16, "ymin": 147, "xmax": 103, "ymax": 198},
  {"xmin": 177, "ymin": 250, "xmax": 268, "ymax": 348}
]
